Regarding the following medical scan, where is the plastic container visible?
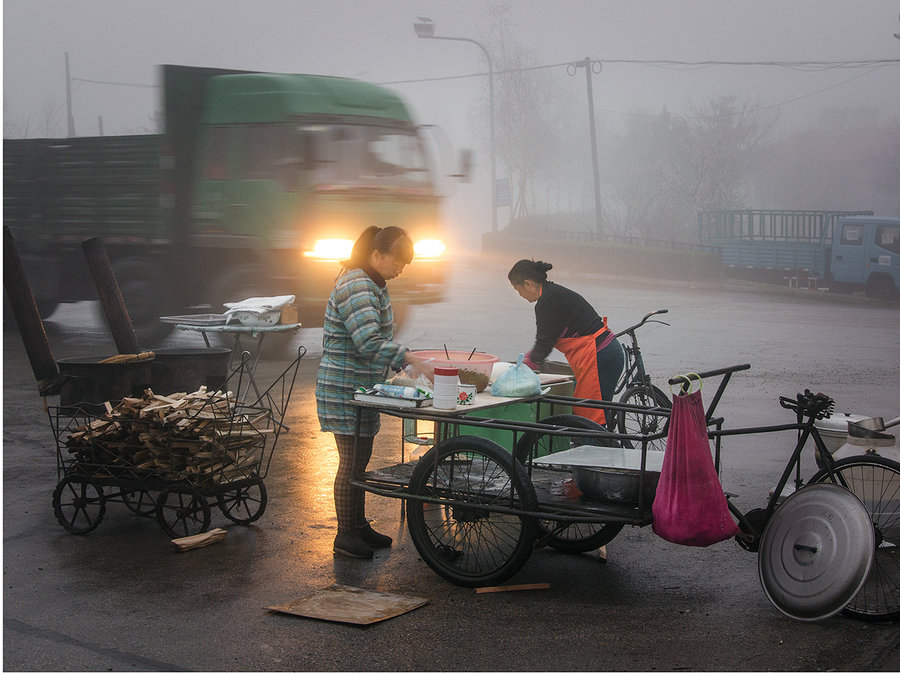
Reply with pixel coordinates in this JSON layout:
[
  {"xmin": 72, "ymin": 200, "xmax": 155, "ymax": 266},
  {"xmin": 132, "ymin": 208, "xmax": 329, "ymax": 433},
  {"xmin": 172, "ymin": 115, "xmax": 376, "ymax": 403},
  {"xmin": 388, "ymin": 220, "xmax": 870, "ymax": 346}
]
[
  {"xmin": 412, "ymin": 350, "xmax": 499, "ymax": 392},
  {"xmin": 433, "ymin": 366, "xmax": 459, "ymax": 410}
]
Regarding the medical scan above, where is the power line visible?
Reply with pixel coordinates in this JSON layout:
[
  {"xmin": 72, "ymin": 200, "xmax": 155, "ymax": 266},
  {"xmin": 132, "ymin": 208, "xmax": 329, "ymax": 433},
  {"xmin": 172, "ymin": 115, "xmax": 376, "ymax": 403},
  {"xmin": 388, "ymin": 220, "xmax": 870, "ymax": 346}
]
[
  {"xmin": 70, "ymin": 77, "xmax": 159, "ymax": 89},
  {"xmin": 377, "ymin": 57, "xmax": 900, "ymax": 85}
]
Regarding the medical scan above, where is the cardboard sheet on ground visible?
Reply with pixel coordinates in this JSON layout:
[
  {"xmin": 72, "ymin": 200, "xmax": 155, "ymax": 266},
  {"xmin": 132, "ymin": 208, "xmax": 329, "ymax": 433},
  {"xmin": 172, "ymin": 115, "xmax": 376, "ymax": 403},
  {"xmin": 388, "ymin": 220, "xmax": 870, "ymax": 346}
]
[{"xmin": 267, "ymin": 584, "xmax": 429, "ymax": 625}]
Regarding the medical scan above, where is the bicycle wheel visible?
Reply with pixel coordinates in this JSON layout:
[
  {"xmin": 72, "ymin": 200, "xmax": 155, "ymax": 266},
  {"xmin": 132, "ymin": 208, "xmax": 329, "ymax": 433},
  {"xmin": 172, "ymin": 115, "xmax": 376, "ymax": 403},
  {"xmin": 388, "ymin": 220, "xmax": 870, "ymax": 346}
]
[
  {"xmin": 407, "ymin": 436, "xmax": 538, "ymax": 587},
  {"xmin": 514, "ymin": 414, "xmax": 623, "ymax": 553},
  {"xmin": 810, "ymin": 455, "xmax": 900, "ymax": 621},
  {"xmin": 617, "ymin": 384, "xmax": 671, "ymax": 451}
]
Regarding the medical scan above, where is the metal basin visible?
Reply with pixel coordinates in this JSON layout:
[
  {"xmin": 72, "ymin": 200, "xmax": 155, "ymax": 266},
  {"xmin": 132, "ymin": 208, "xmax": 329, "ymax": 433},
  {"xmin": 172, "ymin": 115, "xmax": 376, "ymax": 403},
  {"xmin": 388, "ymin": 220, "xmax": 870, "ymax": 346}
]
[
  {"xmin": 536, "ymin": 446, "xmax": 664, "ymax": 505},
  {"xmin": 573, "ymin": 465, "xmax": 661, "ymax": 505},
  {"xmin": 57, "ymin": 355, "xmax": 154, "ymax": 414}
]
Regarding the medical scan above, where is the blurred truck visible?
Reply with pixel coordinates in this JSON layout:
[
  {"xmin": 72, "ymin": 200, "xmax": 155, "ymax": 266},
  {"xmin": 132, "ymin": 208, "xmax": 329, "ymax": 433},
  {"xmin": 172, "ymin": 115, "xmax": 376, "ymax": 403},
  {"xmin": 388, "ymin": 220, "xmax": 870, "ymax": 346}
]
[
  {"xmin": 3, "ymin": 64, "xmax": 467, "ymax": 344},
  {"xmin": 698, "ymin": 209, "xmax": 900, "ymax": 299}
]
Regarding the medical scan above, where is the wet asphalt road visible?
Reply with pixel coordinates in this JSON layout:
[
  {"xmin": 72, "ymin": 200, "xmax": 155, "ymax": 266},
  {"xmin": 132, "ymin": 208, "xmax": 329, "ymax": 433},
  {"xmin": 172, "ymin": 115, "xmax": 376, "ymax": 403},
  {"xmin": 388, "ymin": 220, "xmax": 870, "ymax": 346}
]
[{"xmin": 4, "ymin": 256, "xmax": 900, "ymax": 671}]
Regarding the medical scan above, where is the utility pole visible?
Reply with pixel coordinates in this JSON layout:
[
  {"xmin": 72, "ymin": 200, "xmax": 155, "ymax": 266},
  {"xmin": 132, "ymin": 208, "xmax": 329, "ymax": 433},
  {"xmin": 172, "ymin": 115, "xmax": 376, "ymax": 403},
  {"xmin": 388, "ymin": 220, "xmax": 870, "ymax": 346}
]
[
  {"xmin": 65, "ymin": 52, "xmax": 76, "ymax": 137},
  {"xmin": 571, "ymin": 57, "xmax": 603, "ymax": 235}
]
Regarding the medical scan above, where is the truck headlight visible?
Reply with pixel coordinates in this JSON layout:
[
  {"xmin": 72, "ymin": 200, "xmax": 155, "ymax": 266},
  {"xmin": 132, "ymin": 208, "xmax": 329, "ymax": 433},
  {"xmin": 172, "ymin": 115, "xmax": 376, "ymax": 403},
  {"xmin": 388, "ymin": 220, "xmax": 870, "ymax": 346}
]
[
  {"xmin": 304, "ymin": 239, "xmax": 354, "ymax": 260},
  {"xmin": 414, "ymin": 239, "xmax": 446, "ymax": 259}
]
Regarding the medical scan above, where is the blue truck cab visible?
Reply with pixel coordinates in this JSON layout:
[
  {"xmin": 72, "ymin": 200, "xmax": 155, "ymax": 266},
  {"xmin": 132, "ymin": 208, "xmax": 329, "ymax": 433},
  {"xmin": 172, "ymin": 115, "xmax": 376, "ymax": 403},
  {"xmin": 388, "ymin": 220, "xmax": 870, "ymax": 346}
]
[{"xmin": 831, "ymin": 215, "xmax": 900, "ymax": 299}]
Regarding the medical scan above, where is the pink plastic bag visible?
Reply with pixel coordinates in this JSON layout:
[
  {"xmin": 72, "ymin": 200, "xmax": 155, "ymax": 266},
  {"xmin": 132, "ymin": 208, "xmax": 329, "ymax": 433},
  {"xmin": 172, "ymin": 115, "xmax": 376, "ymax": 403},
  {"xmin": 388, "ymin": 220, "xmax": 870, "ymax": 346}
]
[{"xmin": 652, "ymin": 389, "xmax": 739, "ymax": 546}]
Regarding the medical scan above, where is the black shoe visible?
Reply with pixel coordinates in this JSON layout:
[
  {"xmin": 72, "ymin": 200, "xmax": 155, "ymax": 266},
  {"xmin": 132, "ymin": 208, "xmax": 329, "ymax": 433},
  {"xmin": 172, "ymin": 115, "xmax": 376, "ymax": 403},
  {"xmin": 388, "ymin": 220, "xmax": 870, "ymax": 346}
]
[
  {"xmin": 359, "ymin": 523, "xmax": 392, "ymax": 548},
  {"xmin": 333, "ymin": 530, "xmax": 374, "ymax": 559}
]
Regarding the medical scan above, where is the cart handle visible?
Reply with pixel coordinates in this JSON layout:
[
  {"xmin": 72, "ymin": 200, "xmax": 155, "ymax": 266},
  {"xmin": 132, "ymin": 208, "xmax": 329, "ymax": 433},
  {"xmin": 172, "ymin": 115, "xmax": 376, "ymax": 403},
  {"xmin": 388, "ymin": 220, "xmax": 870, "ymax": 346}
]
[
  {"xmin": 669, "ymin": 363, "xmax": 751, "ymax": 422},
  {"xmin": 668, "ymin": 363, "xmax": 750, "ymax": 389}
]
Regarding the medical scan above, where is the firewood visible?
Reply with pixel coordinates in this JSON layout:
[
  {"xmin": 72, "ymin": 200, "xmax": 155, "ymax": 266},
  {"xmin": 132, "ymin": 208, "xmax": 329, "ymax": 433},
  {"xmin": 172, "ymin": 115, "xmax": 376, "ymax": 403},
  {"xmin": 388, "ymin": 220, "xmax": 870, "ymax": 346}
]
[
  {"xmin": 170, "ymin": 527, "xmax": 227, "ymax": 552},
  {"xmin": 475, "ymin": 583, "xmax": 550, "ymax": 594},
  {"xmin": 63, "ymin": 384, "xmax": 271, "ymax": 483}
]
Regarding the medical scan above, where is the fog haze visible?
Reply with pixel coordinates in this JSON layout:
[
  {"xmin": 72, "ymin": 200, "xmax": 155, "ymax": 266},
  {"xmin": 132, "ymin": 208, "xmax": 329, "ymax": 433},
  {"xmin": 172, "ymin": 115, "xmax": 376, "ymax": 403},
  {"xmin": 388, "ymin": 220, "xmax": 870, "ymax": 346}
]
[{"xmin": 4, "ymin": 0, "xmax": 899, "ymax": 236}]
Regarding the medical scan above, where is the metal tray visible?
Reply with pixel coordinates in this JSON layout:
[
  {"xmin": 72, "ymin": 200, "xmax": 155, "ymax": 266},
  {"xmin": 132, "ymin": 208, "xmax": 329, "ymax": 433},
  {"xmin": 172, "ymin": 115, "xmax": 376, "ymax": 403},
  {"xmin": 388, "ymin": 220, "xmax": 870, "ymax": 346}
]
[{"xmin": 159, "ymin": 313, "xmax": 228, "ymax": 326}]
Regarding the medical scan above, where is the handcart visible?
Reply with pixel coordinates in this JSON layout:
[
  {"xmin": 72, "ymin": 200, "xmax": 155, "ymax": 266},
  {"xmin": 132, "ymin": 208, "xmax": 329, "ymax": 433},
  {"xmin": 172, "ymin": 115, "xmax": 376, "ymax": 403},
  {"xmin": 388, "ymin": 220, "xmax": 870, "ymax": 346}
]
[
  {"xmin": 48, "ymin": 346, "xmax": 305, "ymax": 538},
  {"xmin": 351, "ymin": 363, "xmax": 900, "ymax": 622}
]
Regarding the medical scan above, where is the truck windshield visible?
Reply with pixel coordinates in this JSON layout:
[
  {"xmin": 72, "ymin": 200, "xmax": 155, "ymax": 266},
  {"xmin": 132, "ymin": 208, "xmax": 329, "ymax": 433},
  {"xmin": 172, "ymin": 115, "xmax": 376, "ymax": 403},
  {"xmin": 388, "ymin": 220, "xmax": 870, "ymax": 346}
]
[{"xmin": 302, "ymin": 123, "xmax": 434, "ymax": 191}]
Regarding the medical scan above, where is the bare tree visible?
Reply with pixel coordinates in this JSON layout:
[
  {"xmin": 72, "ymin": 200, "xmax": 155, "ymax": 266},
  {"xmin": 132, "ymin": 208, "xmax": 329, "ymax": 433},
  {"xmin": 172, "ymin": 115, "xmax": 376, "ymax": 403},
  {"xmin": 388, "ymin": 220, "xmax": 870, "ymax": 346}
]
[
  {"xmin": 608, "ymin": 96, "xmax": 776, "ymax": 240},
  {"xmin": 472, "ymin": 2, "xmax": 585, "ymax": 225},
  {"xmin": 37, "ymin": 97, "xmax": 65, "ymax": 137}
]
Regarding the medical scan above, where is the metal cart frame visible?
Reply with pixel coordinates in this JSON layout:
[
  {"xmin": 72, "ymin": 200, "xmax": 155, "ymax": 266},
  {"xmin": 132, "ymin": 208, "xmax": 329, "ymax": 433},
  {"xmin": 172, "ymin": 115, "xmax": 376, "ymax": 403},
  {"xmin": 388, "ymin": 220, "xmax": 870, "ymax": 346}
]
[
  {"xmin": 49, "ymin": 346, "xmax": 305, "ymax": 538},
  {"xmin": 350, "ymin": 363, "xmax": 900, "ymax": 622}
]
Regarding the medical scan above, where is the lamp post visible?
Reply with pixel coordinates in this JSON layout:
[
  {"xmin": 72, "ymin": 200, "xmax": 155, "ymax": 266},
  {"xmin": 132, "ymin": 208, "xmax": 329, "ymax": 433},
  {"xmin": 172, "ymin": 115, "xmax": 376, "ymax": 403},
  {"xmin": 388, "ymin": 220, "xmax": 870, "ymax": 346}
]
[{"xmin": 414, "ymin": 18, "xmax": 497, "ymax": 233}]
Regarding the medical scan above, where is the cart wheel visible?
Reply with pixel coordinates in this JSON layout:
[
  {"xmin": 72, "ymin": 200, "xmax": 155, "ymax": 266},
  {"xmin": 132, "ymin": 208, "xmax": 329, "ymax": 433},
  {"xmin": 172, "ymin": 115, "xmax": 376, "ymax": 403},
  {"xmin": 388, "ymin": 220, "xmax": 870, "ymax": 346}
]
[
  {"xmin": 217, "ymin": 479, "xmax": 267, "ymax": 524},
  {"xmin": 122, "ymin": 490, "xmax": 156, "ymax": 517},
  {"xmin": 617, "ymin": 384, "xmax": 671, "ymax": 452},
  {"xmin": 810, "ymin": 455, "xmax": 900, "ymax": 621},
  {"xmin": 514, "ymin": 414, "xmax": 624, "ymax": 553},
  {"xmin": 407, "ymin": 436, "xmax": 538, "ymax": 587},
  {"xmin": 156, "ymin": 483, "xmax": 211, "ymax": 539},
  {"xmin": 52, "ymin": 475, "xmax": 106, "ymax": 534}
]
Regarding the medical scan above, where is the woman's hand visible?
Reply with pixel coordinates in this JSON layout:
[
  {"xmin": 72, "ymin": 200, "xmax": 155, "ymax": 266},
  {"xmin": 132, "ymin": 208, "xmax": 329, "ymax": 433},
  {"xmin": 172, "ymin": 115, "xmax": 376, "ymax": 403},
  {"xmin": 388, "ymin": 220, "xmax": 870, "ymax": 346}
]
[{"xmin": 404, "ymin": 352, "xmax": 435, "ymax": 382}]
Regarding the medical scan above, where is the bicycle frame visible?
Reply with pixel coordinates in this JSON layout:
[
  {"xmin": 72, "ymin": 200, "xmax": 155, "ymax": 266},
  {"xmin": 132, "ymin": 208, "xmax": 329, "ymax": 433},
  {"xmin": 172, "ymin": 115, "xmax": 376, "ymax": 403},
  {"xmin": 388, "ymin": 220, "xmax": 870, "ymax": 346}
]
[
  {"xmin": 614, "ymin": 309, "xmax": 669, "ymax": 396},
  {"xmin": 670, "ymin": 364, "xmax": 839, "ymax": 549}
]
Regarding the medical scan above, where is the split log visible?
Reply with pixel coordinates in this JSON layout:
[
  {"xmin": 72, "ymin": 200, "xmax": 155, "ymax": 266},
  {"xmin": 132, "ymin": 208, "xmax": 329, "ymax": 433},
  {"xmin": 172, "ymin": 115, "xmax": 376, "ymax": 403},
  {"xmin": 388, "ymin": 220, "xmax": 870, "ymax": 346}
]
[{"xmin": 171, "ymin": 528, "xmax": 227, "ymax": 552}]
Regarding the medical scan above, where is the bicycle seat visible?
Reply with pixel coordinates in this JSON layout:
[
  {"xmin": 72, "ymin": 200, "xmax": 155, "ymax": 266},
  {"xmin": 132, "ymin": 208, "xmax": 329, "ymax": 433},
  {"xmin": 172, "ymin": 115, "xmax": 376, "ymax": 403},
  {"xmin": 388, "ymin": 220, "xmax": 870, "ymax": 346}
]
[{"xmin": 779, "ymin": 389, "xmax": 834, "ymax": 419}]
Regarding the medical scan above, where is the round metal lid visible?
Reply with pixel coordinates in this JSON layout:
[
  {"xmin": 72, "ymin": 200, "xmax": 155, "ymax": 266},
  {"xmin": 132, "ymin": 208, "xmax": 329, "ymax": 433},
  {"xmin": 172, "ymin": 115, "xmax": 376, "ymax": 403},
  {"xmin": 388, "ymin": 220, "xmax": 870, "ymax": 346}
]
[{"xmin": 758, "ymin": 483, "xmax": 874, "ymax": 621}]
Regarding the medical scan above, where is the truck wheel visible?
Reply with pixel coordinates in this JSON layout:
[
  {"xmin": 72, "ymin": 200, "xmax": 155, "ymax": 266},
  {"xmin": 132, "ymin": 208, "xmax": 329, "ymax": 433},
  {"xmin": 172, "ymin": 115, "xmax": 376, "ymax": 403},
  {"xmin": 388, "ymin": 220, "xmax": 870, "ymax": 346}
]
[
  {"xmin": 865, "ymin": 275, "xmax": 897, "ymax": 300},
  {"xmin": 211, "ymin": 265, "xmax": 297, "ymax": 360},
  {"xmin": 99, "ymin": 257, "xmax": 175, "ymax": 348}
]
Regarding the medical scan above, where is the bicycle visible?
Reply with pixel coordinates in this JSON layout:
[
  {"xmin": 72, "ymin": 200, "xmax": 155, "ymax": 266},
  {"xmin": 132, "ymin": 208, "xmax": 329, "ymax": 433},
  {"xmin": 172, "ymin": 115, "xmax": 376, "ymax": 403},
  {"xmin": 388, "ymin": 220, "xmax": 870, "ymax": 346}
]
[{"xmin": 613, "ymin": 309, "xmax": 671, "ymax": 450}]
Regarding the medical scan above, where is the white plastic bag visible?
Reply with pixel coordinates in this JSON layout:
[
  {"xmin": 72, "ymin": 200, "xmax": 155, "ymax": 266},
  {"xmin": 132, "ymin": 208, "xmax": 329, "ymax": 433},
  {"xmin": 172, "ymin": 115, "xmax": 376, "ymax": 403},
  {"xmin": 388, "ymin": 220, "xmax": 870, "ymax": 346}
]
[{"xmin": 491, "ymin": 353, "xmax": 542, "ymax": 397}]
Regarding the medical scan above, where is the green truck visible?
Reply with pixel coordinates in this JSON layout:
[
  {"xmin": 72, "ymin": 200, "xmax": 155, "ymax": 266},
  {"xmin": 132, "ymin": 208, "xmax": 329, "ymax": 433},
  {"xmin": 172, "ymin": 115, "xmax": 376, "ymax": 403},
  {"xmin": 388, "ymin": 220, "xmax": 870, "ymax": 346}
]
[
  {"xmin": 4, "ymin": 65, "xmax": 464, "ymax": 344},
  {"xmin": 698, "ymin": 209, "xmax": 900, "ymax": 299}
]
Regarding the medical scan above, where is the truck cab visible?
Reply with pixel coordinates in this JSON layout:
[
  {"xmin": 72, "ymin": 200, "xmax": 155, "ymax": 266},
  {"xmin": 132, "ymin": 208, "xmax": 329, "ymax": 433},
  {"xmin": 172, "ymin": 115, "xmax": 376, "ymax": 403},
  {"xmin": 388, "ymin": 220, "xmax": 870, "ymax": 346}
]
[
  {"xmin": 190, "ymin": 72, "xmax": 448, "ymax": 322},
  {"xmin": 831, "ymin": 216, "xmax": 900, "ymax": 299}
]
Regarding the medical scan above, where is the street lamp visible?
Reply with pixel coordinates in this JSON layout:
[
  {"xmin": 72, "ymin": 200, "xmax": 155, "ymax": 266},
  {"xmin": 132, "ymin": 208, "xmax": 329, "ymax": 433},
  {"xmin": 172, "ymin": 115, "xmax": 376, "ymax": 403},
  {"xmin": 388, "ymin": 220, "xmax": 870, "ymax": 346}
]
[{"xmin": 414, "ymin": 18, "xmax": 498, "ymax": 233}]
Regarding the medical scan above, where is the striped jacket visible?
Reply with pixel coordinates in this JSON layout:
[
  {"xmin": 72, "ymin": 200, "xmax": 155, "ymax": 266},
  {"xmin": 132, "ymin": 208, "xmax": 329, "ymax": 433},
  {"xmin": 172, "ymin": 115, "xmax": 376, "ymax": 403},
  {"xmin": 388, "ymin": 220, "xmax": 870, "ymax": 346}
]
[{"xmin": 315, "ymin": 267, "xmax": 408, "ymax": 436}]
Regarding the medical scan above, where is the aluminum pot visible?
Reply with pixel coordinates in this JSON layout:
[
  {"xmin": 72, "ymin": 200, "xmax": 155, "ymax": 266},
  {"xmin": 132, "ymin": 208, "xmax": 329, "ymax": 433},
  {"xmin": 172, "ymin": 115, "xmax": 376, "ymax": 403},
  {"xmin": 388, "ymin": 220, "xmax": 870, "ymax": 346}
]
[
  {"xmin": 57, "ymin": 355, "xmax": 154, "ymax": 414},
  {"xmin": 150, "ymin": 348, "xmax": 231, "ymax": 396}
]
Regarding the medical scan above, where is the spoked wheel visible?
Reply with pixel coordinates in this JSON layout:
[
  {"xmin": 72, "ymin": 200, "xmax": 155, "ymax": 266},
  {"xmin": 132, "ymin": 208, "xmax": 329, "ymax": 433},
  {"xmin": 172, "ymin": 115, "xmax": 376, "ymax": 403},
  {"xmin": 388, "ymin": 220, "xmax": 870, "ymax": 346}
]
[
  {"xmin": 514, "ymin": 414, "xmax": 623, "ymax": 553},
  {"xmin": 617, "ymin": 384, "xmax": 671, "ymax": 452},
  {"xmin": 811, "ymin": 455, "xmax": 900, "ymax": 621},
  {"xmin": 52, "ymin": 475, "xmax": 106, "ymax": 534},
  {"xmin": 156, "ymin": 483, "xmax": 211, "ymax": 538},
  {"xmin": 122, "ymin": 490, "xmax": 156, "ymax": 517},
  {"xmin": 217, "ymin": 479, "xmax": 267, "ymax": 524},
  {"xmin": 407, "ymin": 436, "xmax": 538, "ymax": 587}
]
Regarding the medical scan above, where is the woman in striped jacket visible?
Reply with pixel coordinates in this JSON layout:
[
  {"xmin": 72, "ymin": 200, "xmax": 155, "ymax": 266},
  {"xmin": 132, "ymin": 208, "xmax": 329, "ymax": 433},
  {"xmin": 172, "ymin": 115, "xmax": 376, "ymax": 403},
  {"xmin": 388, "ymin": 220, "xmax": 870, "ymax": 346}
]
[{"xmin": 316, "ymin": 226, "xmax": 434, "ymax": 559}]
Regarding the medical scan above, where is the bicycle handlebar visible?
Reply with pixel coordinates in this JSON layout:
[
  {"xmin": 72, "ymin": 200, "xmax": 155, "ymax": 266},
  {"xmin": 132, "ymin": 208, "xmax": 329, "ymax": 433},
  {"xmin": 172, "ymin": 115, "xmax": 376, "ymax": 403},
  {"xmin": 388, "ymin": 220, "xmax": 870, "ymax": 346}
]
[{"xmin": 614, "ymin": 308, "xmax": 669, "ymax": 338}]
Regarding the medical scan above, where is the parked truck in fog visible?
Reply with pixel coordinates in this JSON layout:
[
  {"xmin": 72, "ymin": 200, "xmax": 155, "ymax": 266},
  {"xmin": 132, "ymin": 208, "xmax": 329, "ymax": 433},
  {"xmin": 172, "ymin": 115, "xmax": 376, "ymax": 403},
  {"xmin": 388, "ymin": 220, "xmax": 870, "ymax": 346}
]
[
  {"xmin": 4, "ymin": 64, "xmax": 466, "ymax": 344},
  {"xmin": 698, "ymin": 209, "xmax": 900, "ymax": 299}
]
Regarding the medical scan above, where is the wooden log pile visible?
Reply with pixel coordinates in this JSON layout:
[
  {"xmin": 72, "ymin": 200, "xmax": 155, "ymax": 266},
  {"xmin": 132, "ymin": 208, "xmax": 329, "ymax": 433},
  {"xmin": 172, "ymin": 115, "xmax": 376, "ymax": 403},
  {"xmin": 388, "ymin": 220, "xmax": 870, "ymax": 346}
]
[{"xmin": 65, "ymin": 386, "xmax": 271, "ymax": 485}]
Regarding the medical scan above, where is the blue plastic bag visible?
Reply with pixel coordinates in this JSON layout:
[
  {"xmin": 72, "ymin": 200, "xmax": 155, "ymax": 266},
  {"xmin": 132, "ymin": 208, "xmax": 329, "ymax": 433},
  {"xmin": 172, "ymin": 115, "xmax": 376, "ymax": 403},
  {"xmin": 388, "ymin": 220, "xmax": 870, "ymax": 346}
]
[{"xmin": 491, "ymin": 353, "xmax": 542, "ymax": 397}]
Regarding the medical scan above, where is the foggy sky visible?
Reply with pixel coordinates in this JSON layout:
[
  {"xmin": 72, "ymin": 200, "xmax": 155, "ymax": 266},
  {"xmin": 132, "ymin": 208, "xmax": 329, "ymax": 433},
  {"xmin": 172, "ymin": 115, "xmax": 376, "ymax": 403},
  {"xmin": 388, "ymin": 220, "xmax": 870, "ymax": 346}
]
[{"xmin": 4, "ymin": 0, "xmax": 899, "ymax": 235}]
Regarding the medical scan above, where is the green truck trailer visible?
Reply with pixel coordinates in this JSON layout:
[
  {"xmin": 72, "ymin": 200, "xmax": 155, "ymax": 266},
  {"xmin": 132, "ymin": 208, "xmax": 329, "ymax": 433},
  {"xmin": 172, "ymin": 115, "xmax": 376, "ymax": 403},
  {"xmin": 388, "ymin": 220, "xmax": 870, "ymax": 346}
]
[{"xmin": 4, "ymin": 64, "xmax": 465, "ymax": 344}]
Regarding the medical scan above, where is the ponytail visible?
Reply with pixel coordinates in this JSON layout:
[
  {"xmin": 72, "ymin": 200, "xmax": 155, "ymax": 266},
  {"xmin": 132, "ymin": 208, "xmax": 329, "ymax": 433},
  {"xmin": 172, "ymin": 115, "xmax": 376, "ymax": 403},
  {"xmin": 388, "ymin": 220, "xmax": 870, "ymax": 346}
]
[
  {"xmin": 345, "ymin": 225, "xmax": 414, "ymax": 269},
  {"xmin": 508, "ymin": 259, "xmax": 552, "ymax": 285}
]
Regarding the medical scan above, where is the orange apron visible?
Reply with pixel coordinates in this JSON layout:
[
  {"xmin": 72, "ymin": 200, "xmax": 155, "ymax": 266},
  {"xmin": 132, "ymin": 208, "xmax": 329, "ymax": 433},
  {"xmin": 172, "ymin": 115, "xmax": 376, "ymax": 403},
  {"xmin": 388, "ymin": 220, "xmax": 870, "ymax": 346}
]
[{"xmin": 555, "ymin": 326, "xmax": 613, "ymax": 426}]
